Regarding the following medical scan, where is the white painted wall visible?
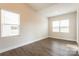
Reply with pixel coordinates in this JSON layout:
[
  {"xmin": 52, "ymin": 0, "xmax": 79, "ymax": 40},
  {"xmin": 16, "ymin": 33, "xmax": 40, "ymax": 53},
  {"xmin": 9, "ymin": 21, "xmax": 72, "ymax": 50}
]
[
  {"xmin": 77, "ymin": 8, "xmax": 79, "ymax": 54},
  {"xmin": 0, "ymin": 4, "xmax": 48, "ymax": 53},
  {"xmin": 48, "ymin": 12, "xmax": 76, "ymax": 41}
]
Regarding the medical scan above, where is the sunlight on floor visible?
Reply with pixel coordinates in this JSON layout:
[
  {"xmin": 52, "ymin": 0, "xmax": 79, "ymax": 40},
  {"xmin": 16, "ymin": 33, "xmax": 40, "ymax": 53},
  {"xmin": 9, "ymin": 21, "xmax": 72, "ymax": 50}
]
[{"xmin": 64, "ymin": 44, "xmax": 78, "ymax": 51}]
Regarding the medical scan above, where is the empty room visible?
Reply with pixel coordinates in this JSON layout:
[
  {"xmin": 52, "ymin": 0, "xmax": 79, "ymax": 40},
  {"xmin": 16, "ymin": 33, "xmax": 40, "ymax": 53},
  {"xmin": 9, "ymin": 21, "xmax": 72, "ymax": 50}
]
[{"xmin": 0, "ymin": 3, "xmax": 79, "ymax": 56}]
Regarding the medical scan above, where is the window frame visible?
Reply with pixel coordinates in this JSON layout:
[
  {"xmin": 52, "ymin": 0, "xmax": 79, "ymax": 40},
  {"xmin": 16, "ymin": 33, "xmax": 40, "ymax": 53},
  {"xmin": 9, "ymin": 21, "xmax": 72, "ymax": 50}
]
[
  {"xmin": 52, "ymin": 19, "xmax": 69, "ymax": 33},
  {"xmin": 1, "ymin": 9, "xmax": 20, "ymax": 37}
]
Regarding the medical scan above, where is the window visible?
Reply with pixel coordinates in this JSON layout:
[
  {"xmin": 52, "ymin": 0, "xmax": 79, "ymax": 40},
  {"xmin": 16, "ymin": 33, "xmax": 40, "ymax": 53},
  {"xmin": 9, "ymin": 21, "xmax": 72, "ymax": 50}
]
[
  {"xmin": 1, "ymin": 9, "xmax": 20, "ymax": 37},
  {"xmin": 52, "ymin": 21, "xmax": 59, "ymax": 32},
  {"xmin": 52, "ymin": 19, "xmax": 69, "ymax": 33},
  {"xmin": 60, "ymin": 20, "xmax": 69, "ymax": 32}
]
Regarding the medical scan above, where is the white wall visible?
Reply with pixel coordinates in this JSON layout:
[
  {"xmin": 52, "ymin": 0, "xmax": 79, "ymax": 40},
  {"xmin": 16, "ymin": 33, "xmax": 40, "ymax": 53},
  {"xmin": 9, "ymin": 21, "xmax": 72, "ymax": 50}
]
[
  {"xmin": 48, "ymin": 12, "xmax": 76, "ymax": 41},
  {"xmin": 0, "ymin": 4, "xmax": 48, "ymax": 53},
  {"xmin": 77, "ymin": 8, "xmax": 79, "ymax": 54}
]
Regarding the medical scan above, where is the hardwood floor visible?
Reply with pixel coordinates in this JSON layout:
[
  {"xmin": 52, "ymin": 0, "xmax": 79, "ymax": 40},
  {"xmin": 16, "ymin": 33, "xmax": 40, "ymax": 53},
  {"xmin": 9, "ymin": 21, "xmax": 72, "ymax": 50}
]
[{"xmin": 0, "ymin": 38, "xmax": 78, "ymax": 56}]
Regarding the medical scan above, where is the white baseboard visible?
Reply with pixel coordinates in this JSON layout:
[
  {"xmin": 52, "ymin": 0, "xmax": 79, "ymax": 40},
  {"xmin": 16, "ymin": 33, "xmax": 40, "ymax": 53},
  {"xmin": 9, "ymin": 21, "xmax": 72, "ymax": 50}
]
[{"xmin": 0, "ymin": 36, "xmax": 48, "ymax": 53}]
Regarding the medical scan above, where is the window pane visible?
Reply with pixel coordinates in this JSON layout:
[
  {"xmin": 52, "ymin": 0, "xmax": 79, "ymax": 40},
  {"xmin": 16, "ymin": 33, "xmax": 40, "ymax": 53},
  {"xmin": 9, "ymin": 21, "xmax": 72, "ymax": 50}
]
[
  {"xmin": 60, "ymin": 27, "xmax": 69, "ymax": 33},
  {"xmin": 1, "ymin": 9, "xmax": 20, "ymax": 37},
  {"xmin": 1, "ymin": 9, "xmax": 20, "ymax": 25},
  {"xmin": 52, "ymin": 21, "xmax": 59, "ymax": 27},
  {"xmin": 53, "ymin": 27, "xmax": 59, "ymax": 32},
  {"xmin": 52, "ymin": 21, "xmax": 59, "ymax": 32},
  {"xmin": 1, "ymin": 25, "xmax": 20, "ymax": 37},
  {"xmin": 60, "ymin": 20, "xmax": 69, "ymax": 27}
]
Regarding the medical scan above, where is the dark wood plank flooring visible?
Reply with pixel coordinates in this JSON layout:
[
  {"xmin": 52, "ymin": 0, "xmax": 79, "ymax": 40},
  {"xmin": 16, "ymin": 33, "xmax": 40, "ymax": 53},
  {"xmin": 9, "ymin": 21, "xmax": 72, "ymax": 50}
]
[{"xmin": 0, "ymin": 38, "xmax": 78, "ymax": 56}]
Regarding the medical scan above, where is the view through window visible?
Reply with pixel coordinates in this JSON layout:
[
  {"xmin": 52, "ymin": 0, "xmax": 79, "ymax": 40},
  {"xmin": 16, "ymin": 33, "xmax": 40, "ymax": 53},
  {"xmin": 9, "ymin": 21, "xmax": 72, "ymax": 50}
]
[
  {"xmin": 52, "ymin": 19, "xmax": 69, "ymax": 33},
  {"xmin": 1, "ymin": 9, "xmax": 20, "ymax": 37}
]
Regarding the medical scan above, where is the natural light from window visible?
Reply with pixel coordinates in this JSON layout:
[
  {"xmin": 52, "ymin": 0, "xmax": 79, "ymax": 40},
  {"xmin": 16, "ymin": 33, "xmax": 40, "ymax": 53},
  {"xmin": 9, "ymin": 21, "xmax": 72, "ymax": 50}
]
[
  {"xmin": 52, "ymin": 21, "xmax": 59, "ymax": 32},
  {"xmin": 1, "ymin": 9, "xmax": 20, "ymax": 37},
  {"xmin": 52, "ymin": 19, "xmax": 69, "ymax": 33}
]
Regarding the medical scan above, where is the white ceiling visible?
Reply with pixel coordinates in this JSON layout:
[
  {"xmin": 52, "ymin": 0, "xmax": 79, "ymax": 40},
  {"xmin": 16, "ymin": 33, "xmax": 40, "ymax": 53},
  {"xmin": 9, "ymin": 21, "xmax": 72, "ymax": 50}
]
[
  {"xmin": 28, "ymin": 3, "xmax": 79, "ymax": 17},
  {"xmin": 28, "ymin": 3, "xmax": 56, "ymax": 11}
]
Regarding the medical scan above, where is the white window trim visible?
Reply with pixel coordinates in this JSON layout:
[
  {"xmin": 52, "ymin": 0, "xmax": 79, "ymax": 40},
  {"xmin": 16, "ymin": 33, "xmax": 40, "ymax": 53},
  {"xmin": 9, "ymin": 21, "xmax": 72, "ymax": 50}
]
[{"xmin": 52, "ymin": 19, "xmax": 69, "ymax": 33}]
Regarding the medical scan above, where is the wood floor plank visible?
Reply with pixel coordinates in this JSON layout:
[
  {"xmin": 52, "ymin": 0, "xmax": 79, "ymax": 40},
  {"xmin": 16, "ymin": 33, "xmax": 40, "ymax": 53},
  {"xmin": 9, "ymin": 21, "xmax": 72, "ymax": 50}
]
[{"xmin": 0, "ymin": 38, "xmax": 78, "ymax": 56}]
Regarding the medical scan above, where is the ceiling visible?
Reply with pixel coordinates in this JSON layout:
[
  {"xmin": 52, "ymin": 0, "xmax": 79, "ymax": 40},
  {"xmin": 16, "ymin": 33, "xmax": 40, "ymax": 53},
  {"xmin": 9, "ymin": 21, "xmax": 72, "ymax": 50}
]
[
  {"xmin": 28, "ymin": 3, "xmax": 79, "ymax": 17},
  {"xmin": 28, "ymin": 3, "xmax": 56, "ymax": 11}
]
